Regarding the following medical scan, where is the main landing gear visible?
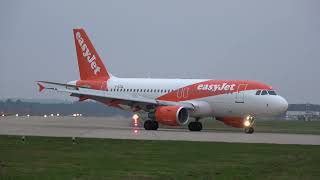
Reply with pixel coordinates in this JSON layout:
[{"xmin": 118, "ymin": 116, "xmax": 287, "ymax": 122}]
[
  {"xmin": 144, "ymin": 120, "xmax": 159, "ymax": 130},
  {"xmin": 244, "ymin": 127, "xmax": 254, "ymax": 134},
  {"xmin": 188, "ymin": 121, "xmax": 203, "ymax": 131}
]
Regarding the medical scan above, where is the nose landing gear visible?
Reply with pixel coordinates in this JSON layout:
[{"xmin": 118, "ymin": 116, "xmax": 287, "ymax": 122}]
[
  {"xmin": 244, "ymin": 127, "xmax": 254, "ymax": 134},
  {"xmin": 244, "ymin": 116, "xmax": 255, "ymax": 134}
]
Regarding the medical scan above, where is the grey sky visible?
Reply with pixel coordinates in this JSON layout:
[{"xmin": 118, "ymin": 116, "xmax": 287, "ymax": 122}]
[{"xmin": 0, "ymin": 0, "xmax": 319, "ymax": 103}]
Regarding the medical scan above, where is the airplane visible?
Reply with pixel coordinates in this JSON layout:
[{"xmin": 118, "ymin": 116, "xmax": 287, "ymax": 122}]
[{"xmin": 37, "ymin": 28, "xmax": 288, "ymax": 134}]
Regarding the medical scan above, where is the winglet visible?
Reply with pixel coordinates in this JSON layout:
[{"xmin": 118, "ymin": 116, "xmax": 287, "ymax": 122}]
[{"xmin": 37, "ymin": 83, "xmax": 45, "ymax": 92}]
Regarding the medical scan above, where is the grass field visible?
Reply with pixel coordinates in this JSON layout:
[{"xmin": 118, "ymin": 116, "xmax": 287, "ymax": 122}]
[{"xmin": 0, "ymin": 136, "xmax": 319, "ymax": 180}]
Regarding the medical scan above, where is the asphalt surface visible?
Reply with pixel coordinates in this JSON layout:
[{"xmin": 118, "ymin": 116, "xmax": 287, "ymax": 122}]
[{"xmin": 0, "ymin": 116, "xmax": 320, "ymax": 145}]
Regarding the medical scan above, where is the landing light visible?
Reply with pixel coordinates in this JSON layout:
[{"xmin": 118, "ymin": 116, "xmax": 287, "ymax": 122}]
[
  {"xmin": 56, "ymin": 113, "xmax": 60, "ymax": 117},
  {"xmin": 27, "ymin": 114, "xmax": 30, "ymax": 117},
  {"xmin": 246, "ymin": 115, "xmax": 253, "ymax": 121},
  {"xmin": 16, "ymin": 114, "xmax": 19, "ymax": 117},
  {"xmin": 244, "ymin": 120, "xmax": 251, "ymax": 127},
  {"xmin": 44, "ymin": 115, "xmax": 47, "ymax": 118}
]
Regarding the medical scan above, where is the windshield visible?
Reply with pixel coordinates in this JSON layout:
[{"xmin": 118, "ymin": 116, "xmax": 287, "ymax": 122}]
[
  {"xmin": 256, "ymin": 90, "xmax": 261, "ymax": 95},
  {"xmin": 261, "ymin": 90, "xmax": 268, "ymax": 95},
  {"xmin": 268, "ymin": 90, "xmax": 277, "ymax": 95}
]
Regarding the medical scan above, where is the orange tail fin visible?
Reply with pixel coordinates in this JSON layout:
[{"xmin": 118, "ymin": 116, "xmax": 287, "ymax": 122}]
[{"xmin": 73, "ymin": 29, "xmax": 111, "ymax": 80}]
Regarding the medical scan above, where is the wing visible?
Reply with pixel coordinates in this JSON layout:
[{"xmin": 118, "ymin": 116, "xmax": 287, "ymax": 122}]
[{"xmin": 36, "ymin": 81, "xmax": 195, "ymax": 112}]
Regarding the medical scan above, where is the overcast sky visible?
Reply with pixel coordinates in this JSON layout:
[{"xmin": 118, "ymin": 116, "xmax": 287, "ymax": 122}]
[{"xmin": 0, "ymin": 0, "xmax": 319, "ymax": 103}]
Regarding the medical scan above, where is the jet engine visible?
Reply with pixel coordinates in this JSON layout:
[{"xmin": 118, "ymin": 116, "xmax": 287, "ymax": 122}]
[{"xmin": 149, "ymin": 106, "xmax": 189, "ymax": 126}]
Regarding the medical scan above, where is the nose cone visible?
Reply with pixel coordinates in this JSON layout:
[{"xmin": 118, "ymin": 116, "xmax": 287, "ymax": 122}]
[{"xmin": 278, "ymin": 96, "xmax": 288, "ymax": 113}]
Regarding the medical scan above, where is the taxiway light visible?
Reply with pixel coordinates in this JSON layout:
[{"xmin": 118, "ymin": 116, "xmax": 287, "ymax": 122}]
[{"xmin": 72, "ymin": 137, "xmax": 76, "ymax": 144}]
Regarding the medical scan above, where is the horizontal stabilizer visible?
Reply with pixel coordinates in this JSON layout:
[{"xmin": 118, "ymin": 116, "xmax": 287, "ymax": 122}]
[{"xmin": 37, "ymin": 83, "xmax": 45, "ymax": 92}]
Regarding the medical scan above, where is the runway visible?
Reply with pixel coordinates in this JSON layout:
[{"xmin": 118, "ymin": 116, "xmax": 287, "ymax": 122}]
[{"xmin": 0, "ymin": 116, "xmax": 320, "ymax": 145}]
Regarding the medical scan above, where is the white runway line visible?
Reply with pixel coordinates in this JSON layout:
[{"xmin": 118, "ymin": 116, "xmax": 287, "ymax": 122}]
[{"xmin": 0, "ymin": 117, "xmax": 320, "ymax": 145}]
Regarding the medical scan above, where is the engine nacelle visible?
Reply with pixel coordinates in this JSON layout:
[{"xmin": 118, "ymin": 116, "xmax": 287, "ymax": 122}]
[
  {"xmin": 216, "ymin": 116, "xmax": 254, "ymax": 128},
  {"xmin": 149, "ymin": 106, "xmax": 189, "ymax": 126}
]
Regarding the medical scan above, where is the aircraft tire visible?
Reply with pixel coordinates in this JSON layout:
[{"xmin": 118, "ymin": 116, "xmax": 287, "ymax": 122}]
[
  {"xmin": 244, "ymin": 127, "xmax": 254, "ymax": 134},
  {"xmin": 188, "ymin": 122, "xmax": 202, "ymax": 131},
  {"xmin": 144, "ymin": 120, "xmax": 153, "ymax": 130},
  {"xmin": 152, "ymin": 121, "xmax": 159, "ymax": 130},
  {"xmin": 144, "ymin": 120, "xmax": 158, "ymax": 130}
]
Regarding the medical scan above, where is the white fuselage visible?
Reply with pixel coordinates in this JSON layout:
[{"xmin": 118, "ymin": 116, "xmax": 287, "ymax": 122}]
[{"xmin": 72, "ymin": 77, "xmax": 288, "ymax": 118}]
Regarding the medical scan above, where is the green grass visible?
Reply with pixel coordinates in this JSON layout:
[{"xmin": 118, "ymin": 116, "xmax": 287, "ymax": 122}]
[{"xmin": 0, "ymin": 136, "xmax": 320, "ymax": 180}]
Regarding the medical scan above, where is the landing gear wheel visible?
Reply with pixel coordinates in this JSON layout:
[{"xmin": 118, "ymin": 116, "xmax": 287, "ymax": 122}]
[
  {"xmin": 244, "ymin": 127, "xmax": 254, "ymax": 134},
  {"xmin": 188, "ymin": 122, "xmax": 203, "ymax": 131},
  {"xmin": 144, "ymin": 120, "xmax": 158, "ymax": 130},
  {"xmin": 152, "ymin": 121, "xmax": 159, "ymax": 130},
  {"xmin": 144, "ymin": 120, "xmax": 152, "ymax": 130}
]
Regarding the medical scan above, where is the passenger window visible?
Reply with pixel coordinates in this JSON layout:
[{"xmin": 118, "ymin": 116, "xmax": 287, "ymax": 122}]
[
  {"xmin": 261, "ymin": 90, "xmax": 268, "ymax": 95},
  {"xmin": 268, "ymin": 90, "xmax": 277, "ymax": 95},
  {"xmin": 256, "ymin": 90, "xmax": 261, "ymax": 95}
]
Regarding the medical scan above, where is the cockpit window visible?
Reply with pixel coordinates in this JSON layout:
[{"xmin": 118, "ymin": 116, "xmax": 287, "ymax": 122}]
[
  {"xmin": 256, "ymin": 90, "xmax": 261, "ymax": 95},
  {"xmin": 268, "ymin": 90, "xmax": 277, "ymax": 95},
  {"xmin": 261, "ymin": 90, "xmax": 268, "ymax": 95}
]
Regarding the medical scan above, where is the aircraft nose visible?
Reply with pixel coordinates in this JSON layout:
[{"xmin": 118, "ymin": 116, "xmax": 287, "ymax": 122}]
[{"xmin": 278, "ymin": 96, "xmax": 288, "ymax": 113}]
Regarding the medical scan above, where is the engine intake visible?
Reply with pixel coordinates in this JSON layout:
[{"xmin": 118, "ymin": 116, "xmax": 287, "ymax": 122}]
[{"xmin": 149, "ymin": 106, "xmax": 189, "ymax": 126}]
